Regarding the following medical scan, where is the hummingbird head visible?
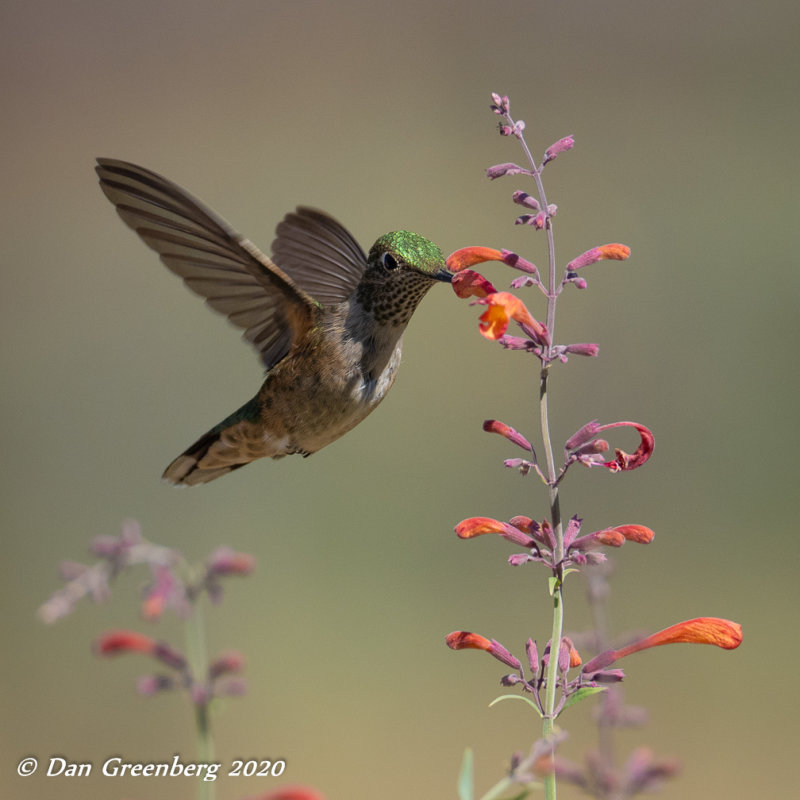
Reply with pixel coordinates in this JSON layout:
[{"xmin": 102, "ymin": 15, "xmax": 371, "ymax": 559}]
[{"xmin": 359, "ymin": 231, "xmax": 453, "ymax": 326}]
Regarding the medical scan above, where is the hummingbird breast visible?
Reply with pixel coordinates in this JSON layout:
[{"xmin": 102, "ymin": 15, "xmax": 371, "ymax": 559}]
[{"xmin": 254, "ymin": 304, "xmax": 405, "ymax": 457}]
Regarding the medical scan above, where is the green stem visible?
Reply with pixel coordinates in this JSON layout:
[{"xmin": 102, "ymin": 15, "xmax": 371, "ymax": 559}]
[{"xmin": 539, "ymin": 364, "xmax": 564, "ymax": 800}]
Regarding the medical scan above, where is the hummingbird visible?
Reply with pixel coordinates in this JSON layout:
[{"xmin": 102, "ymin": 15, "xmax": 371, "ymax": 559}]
[{"xmin": 96, "ymin": 158, "xmax": 452, "ymax": 486}]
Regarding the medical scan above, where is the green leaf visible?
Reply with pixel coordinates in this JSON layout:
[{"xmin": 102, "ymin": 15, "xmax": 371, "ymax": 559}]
[
  {"xmin": 488, "ymin": 693, "xmax": 543, "ymax": 717},
  {"xmin": 561, "ymin": 685, "xmax": 606, "ymax": 712},
  {"xmin": 458, "ymin": 747, "xmax": 474, "ymax": 800},
  {"xmin": 548, "ymin": 576, "xmax": 559, "ymax": 596},
  {"xmin": 562, "ymin": 567, "xmax": 579, "ymax": 580}
]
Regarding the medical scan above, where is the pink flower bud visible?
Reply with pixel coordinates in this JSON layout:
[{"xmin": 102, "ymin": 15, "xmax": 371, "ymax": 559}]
[
  {"xmin": 486, "ymin": 162, "xmax": 526, "ymax": 180},
  {"xmin": 526, "ymin": 638, "xmax": 539, "ymax": 673},
  {"xmin": 564, "ymin": 343, "xmax": 599, "ymax": 357},
  {"xmin": 543, "ymin": 135, "xmax": 575, "ymax": 164},
  {"xmin": 565, "ymin": 419, "xmax": 601, "ymax": 451},
  {"xmin": 207, "ymin": 547, "xmax": 255, "ymax": 576},
  {"xmin": 501, "ymin": 249, "xmax": 539, "ymax": 275},
  {"xmin": 512, "ymin": 191, "xmax": 540, "ymax": 210}
]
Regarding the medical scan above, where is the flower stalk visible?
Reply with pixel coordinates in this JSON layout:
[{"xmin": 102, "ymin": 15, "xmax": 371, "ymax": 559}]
[{"xmin": 446, "ymin": 94, "xmax": 741, "ymax": 800}]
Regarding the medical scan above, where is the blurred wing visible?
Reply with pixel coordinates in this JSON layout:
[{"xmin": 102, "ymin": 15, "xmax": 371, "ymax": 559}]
[
  {"xmin": 272, "ymin": 207, "xmax": 367, "ymax": 304},
  {"xmin": 96, "ymin": 158, "xmax": 319, "ymax": 370}
]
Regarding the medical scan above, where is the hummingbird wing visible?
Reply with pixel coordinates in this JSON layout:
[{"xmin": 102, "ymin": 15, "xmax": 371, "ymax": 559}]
[
  {"xmin": 272, "ymin": 207, "xmax": 367, "ymax": 304},
  {"xmin": 96, "ymin": 158, "xmax": 319, "ymax": 371}
]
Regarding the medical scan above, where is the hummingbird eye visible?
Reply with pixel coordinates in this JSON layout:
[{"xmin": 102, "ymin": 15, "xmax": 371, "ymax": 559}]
[{"xmin": 381, "ymin": 252, "xmax": 399, "ymax": 270}]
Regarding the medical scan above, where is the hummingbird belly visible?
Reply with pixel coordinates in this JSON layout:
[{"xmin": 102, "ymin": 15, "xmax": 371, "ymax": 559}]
[{"xmin": 264, "ymin": 342, "xmax": 402, "ymax": 455}]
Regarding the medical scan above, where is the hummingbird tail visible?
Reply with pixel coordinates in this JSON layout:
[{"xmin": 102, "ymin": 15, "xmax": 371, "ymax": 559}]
[
  {"xmin": 162, "ymin": 398, "xmax": 264, "ymax": 486},
  {"xmin": 161, "ymin": 432, "xmax": 247, "ymax": 486}
]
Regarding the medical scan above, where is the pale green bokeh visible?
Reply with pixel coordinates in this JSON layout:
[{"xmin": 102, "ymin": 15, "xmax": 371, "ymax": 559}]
[{"xmin": 2, "ymin": 1, "xmax": 798, "ymax": 798}]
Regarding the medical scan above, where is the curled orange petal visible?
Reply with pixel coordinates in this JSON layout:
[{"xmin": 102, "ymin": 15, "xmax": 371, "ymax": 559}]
[
  {"xmin": 478, "ymin": 292, "xmax": 548, "ymax": 344},
  {"xmin": 446, "ymin": 246, "xmax": 504, "ymax": 272},
  {"xmin": 479, "ymin": 301, "xmax": 511, "ymax": 340},
  {"xmin": 597, "ymin": 421, "xmax": 654, "ymax": 471},
  {"xmin": 452, "ymin": 269, "xmax": 498, "ymax": 298}
]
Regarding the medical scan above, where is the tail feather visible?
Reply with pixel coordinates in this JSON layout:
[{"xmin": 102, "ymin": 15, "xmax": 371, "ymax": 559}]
[
  {"xmin": 162, "ymin": 430, "xmax": 251, "ymax": 486},
  {"xmin": 162, "ymin": 397, "xmax": 263, "ymax": 486}
]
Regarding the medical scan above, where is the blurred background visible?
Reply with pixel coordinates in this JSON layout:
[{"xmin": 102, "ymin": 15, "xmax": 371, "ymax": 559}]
[{"xmin": 2, "ymin": 1, "xmax": 797, "ymax": 798}]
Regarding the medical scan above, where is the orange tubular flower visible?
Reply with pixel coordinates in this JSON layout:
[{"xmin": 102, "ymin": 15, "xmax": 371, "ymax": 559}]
[
  {"xmin": 567, "ymin": 243, "xmax": 632, "ymax": 271},
  {"xmin": 455, "ymin": 516, "xmax": 537, "ymax": 548},
  {"xmin": 445, "ymin": 631, "xmax": 493, "ymax": 652},
  {"xmin": 614, "ymin": 618, "xmax": 743, "ymax": 659},
  {"xmin": 446, "ymin": 246, "xmax": 505, "ymax": 272},
  {"xmin": 582, "ymin": 617, "xmax": 743, "ymax": 674},
  {"xmin": 610, "ymin": 524, "xmax": 655, "ymax": 544},
  {"xmin": 454, "ymin": 517, "xmax": 507, "ymax": 538}
]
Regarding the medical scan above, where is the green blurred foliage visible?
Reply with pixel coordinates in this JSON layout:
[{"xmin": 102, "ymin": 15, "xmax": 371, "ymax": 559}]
[{"xmin": 2, "ymin": 1, "xmax": 798, "ymax": 798}]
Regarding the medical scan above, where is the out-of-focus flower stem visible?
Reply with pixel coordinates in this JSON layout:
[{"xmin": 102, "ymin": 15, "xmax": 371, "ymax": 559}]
[{"xmin": 186, "ymin": 599, "xmax": 215, "ymax": 800}]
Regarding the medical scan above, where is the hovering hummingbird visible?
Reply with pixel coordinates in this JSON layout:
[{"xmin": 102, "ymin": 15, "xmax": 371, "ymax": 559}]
[{"xmin": 96, "ymin": 158, "xmax": 452, "ymax": 486}]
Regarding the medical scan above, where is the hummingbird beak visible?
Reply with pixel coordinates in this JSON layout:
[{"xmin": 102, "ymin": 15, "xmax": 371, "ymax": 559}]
[{"xmin": 432, "ymin": 266, "xmax": 454, "ymax": 283}]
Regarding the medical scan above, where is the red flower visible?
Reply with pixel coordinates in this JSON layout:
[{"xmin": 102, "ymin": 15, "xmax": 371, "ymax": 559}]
[
  {"xmin": 455, "ymin": 517, "xmax": 536, "ymax": 548},
  {"xmin": 596, "ymin": 421, "xmax": 655, "ymax": 472},
  {"xmin": 445, "ymin": 631, "xmax": 521, "ymax": 670},
  {"xmin": 95, "ymin": 630, "xmax": 156, "ymax": 657},
  {"xmin": 482, "ymin": 419, "xmax": 532, "ymax": 451},
  {"xmin": 94, "ymin": 630, "xmax": 186, "ymax": 670}
]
